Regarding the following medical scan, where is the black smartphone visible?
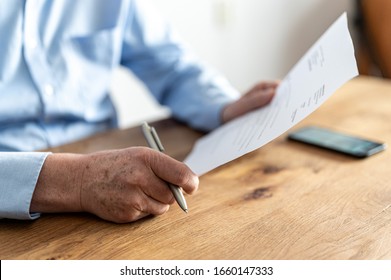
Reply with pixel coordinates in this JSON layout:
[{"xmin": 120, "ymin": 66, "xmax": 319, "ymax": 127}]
[{"xmin": 288, "ymin": 126, "xmax": 386, "ymax": 158}]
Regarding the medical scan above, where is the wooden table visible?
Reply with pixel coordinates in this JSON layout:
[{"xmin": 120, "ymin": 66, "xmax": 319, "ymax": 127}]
[{"xmin": 1, "ymin": 76, "xmax": 391, "ymax": 260}]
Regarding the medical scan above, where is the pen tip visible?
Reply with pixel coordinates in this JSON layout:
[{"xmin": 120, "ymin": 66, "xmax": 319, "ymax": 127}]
[{"xmin": 184, "ymin": 209, "xmax": 188, "ymax": 214}]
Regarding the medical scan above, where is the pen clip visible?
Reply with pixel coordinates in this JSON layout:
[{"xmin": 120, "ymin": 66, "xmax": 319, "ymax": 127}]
[{"xmin": 151, "ymin": 127, "xmax": 165, "ymax": 152}]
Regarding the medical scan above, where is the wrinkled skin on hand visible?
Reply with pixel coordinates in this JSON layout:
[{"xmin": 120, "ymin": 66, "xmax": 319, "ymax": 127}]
[{"xmin": 32, "ymin": 147, "xmax": 198, "ymax": 223}]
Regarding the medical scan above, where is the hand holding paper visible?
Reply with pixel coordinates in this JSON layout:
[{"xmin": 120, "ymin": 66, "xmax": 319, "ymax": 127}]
[{"xmin": 185, "ymin": 13, "xmax": 359, "ymax": 176}]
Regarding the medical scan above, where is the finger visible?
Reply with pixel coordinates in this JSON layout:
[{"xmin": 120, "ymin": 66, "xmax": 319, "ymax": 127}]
[
  {"xmin": 249, "ymin": 87, "xmax": 275, "ymax": 108},
  {"xmin": 126, "ymin": 211, "xmax": 150, "ymax": 223},
  {"xmin": 140, "ymin": 194, "xmax": 171, "ymax": 216},
  {"xmin": 111, "ymin": 192, "xmax": 170, "ymax": 223},
  {"xmin": 236, "ymin": 88, "xmax": 275, "ymax": 115},
  {"xmin": 222, "ymin": 81, "xmax": 279, "ymax": 124},
  {"xmin": 251, "ymin": 81, "xmax": 279, "ymax": 91},
  {"xmin": 142, "ymin": 175, "xmax": 175, "ymax": 205},
  {"xmin": 148, "ymin": 151, "xmax": 199, "ymax": 195}
]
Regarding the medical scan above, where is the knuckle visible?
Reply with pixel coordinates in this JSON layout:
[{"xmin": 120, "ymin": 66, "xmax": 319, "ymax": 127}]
[
  {"xmin": 113, "ymin": 214, "xmax": 133, "ymax": 224},
  {"xmin": 113, "ymin": 205, "xmax": 139, "ymax": 223},
  {"xmin": 127, "ymin": 146, "xmax": 153, "ymax": 164},
  {"xmin": 167, "ymin": 194, "xmax": 175, "ymax": 205},
  {"xmin": 155, "ymin": 204, "xmax": 170, "ymax": 216},
  {"xmin": 131, "ymin": 147, "xmax": 151, "ymax": 163},
  {"xmin": 111, "ymin": 194, "xmax": 145, "ymax": 223},
  {"xmin": 133, "ymin": 197, "xmax": 146, "ymax": 213}
]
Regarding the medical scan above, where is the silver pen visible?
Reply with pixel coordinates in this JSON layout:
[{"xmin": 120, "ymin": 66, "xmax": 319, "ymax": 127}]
[{"xmin": 141, "ymin": 122, "xmax": 188, "ymax": 213}]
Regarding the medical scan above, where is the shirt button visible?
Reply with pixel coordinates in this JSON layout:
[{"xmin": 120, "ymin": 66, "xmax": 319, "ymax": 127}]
[{"xmin": 43, "ymin": 84, "xmax": 54, "ymax": 97}]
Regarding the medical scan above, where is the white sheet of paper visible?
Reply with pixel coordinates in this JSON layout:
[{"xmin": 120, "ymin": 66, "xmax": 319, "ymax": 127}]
[{"xmin": 185, "ymin": 13, "xmax": 359, "ymax": 176}]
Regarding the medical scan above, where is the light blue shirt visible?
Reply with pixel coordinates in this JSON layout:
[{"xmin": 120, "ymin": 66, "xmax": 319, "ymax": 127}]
[{"xmin": 0, "ymin": 0, "xmax": 239, "ymax": 219}]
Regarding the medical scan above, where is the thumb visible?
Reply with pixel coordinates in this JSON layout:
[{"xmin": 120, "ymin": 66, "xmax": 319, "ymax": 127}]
[{"xmin": 147, "ymin": 150, "xmax": 199, "ymax": 195}]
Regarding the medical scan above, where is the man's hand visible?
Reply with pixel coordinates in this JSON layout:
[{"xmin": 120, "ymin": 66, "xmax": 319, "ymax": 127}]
[
  {"xmin": 222, "ymin": 81, "xmax": 279, "ymax": 124},
  {"xmin": 31, "ymin": 147, "xmax": 199, "ymax": 223}
]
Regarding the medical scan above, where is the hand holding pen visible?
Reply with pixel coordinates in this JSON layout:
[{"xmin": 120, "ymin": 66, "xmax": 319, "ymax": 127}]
[{"xmin": 142, "ymin": 122, "xmax": 192, "ymax": 213}]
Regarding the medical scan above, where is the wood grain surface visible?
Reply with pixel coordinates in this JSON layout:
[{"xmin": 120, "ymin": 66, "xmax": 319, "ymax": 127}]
[{"xmin": 1, "ymin": 76, "xmax": 390, "ymax": 259}]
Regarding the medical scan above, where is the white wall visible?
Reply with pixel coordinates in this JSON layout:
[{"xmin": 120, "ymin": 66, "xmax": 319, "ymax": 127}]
[{"xmin": 110, "ymin": 0, "xmax": 356, "ymax": 128}]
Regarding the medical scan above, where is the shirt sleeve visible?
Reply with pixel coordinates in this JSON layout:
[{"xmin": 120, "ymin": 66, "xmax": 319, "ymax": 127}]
[
  {"xmin": 120, "ymin": 0, "xmax": 240, "ymax": 131},
  {"xmin": 0, "ymin": 152, "xmax": 50, "ymax": 220}
]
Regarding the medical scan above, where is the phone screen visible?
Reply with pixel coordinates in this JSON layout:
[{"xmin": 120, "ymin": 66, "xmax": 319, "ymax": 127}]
[{"xmin": 288, "ymin": 126, "xmax": 386, "ymax": 158}]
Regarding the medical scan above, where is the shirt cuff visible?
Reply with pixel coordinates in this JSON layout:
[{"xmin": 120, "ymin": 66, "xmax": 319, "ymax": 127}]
[
  {"xmin": 0, "ymin": 152, "xmax": 51, "ymax": 220},
  {"xmin": 170, "ymin": 77, "xmax": 241, "ymax": 132},
  {"xmin": 191, "ymin": 97, "xmax": 235, "ymax": 132}
]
